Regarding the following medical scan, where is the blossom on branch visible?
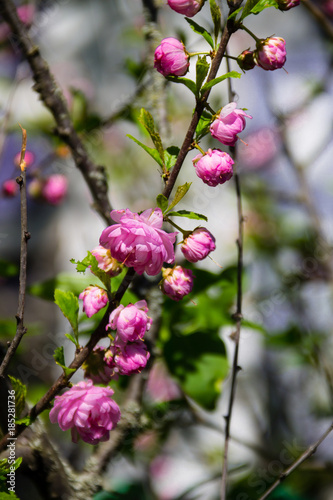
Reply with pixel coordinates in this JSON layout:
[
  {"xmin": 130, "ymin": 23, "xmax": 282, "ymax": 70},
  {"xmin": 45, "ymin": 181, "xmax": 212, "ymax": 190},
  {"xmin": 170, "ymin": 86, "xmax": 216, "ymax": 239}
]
[
  {"xmin": 113, "ymin": 341, "xmax": 150, "ymax": 376},
  {"xmin": 91, "ymin": 245, "xmax": 123, "ymax": 277},
  {"xmin": 79, "ymin": 285, "xmax": 108, "ymax": 318},
  {"xmin": 160, "ymin": 266, "xmax": 194, "ymax": 301},
  {"xmin": 192, "ymin": 148, "xmax": 234, "ymax": 187},
  {"xmin": 154, "ymin": 38, "xmax": 190, "ymax": 77},
  {"xmin": 100, "ymin": 208, "xmax": 177, "ymax": 276},
  {"xmin": 167, "ymin": 0, "xmax": 203, "ymax": 17},
  {"xmin": 255, "ymin": 37, "xmax": 287, "ymax": 71},
  {"xmin": 210, "ymin": 102, "xmax": 252, "ymax": 146},
  {"xmin": 106, "ymin": 300, "xmax": 152, "ymax": 343},
  {"xmin": 49, "ymin": 380, "xmax": 121, "ymax": 445},
  {"xmin": 181, "ymin": 227, "xmax": 216, "ymax": 263}
]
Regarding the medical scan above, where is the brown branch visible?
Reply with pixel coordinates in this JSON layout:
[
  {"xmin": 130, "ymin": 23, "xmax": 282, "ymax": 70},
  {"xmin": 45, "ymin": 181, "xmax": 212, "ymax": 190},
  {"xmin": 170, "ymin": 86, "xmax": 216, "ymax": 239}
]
[
  {"xmin": 0, "ymin": 126, "xmax": 29, "ymax": 380},
  {"xmin": 258, "ymin": 419, "xmax": 333, "ymax": 500},
  {"xmin": 0, "ymin": 0, "xmax": 112, "ymax": 224},
  {"xmin": 301, "ymin": 0, "xmax": 333, "ymax": 40}
]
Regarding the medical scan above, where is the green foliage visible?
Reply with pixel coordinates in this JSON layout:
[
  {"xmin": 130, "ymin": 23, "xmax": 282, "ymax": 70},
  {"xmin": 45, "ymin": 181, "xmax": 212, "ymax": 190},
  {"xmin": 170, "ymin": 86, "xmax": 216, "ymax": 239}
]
[
  {"xmin": 201, "ymin": 71, "xmax": 241, "ymax": 94},
  {"xmin": 0, "ymin": 457, "xmax": 22, "ymax": 495},
  {"xmin": 166, "ymin": 76, "xmax": 197, "ymax": 96},
  {"xmin": 28, "ymin": 272, "xmax": 97, "ymax": 301},
  {"xmin": 0, "ymin": 259, "xmax": 19, "ymax": 278},
  {"xmin": 54, "ymin": 289, "xmax": 79, "ymax": 343},
  {"xmin": 53, "ymin": 346, "xmax": 76, "ymax": 377},
  {"xmin": 240, "ymin": 0, "xmax": 279, "ymax": 19},
  {"xmin": 166, "ymin": 182, "xmax": 192, "ymax": 213},
  {"xmin": 138, "ymin": 108, "xmax": 165, "ymax": 164},
  {"xmin": 195, "ymin": 110, "xmax": 213, "ymax": 141},
  {"xmin": 127, "ymin": 134, "xmax": 164, "ymax": 168},
  {"xmin": 7, "ymin": 376, "xmax": 26, "ymax": 419},
  {"xmin": 209, "ymin": 0, "xmax": 222, "ymax": 41},
  {"xmin": 164, "ymin": 146, "xmax": 180, "ymax": 171},
  {"xmin": 185, "ymin": 17, "xmax": 214, "ymax": 49},
  {"xmin": 156, "ymin": 194, "xmax": 168, "ymax": 213},
  {"xmin": 71, "ymin": 252, "xmax": 111, "ymax": 291},
  {"xmin": 166, "ymin": 209, "xmax": 208, "ymax": 221},
  {"xmin": 196, "ymin": 56, "xmax": 210, "ymax": 95}
]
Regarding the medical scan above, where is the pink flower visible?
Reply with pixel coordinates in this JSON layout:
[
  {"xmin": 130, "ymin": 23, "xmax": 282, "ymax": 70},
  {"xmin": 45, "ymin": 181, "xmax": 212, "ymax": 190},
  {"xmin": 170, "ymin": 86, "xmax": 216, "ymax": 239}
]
[
  {"xmin": 2, "ymin": 179, "xmax": 18, "ymax": 197},
  {"xmin": 91, "ymin": 245, "xmax": 123, "ymax": 277},
  {"xmin": 49, "ymin": 380, "xmax": 121, "ymax": 445},
  {"xmin": 160, "ymin": 266, "xmax": 194, "ymax": 301},
  {"xmin": 167, "ymin": 0, "xmax": 202, "ymax": 16},
  {"xmin": 82, "ymin": 346, "xmax": 114, "ymax": 384},
  {"xmin": 114, "ymin": 341, "xmax": 150, "ymax": 375},
  {"xmin": 255, "ymin": 37, "xmax": 286, "ymax": 71},
  {"xmin": 99, "ymin": 208, "xmax": 177, "ymax": 276},
  {"xmin": 42, "ymin": 174, "xmax": 68, "ymax": 205},
  {"xmin": 147, "ymin": 361, "xmax": 182, "ymax": 402},
  {"xmin": 210, "ymin": 102, "xmax": 252, "ymax": 146},
  {"xmin": 79, "ymin": 286, "xmax": 109, "ymax": 318},
  {"xmin": 192, "ymin": 149, "xmax": 234, "ymax": 187},
  {"xmin": 277, "ymin": 0, "xmax": 300, "ymax": 10},
  {"xmin": 106, "ymin": 300, "xmax": 152, "ymax": 343},
  {"xmin": 0, "ymin": 5, "xmax": 35, "ymax": 43},
  {"xmin": 181, "ymin": 227, "xmax": 216, "ymax": 262},
  {"xmin": 154, "ymin": 38, "xmax": 189, "ymax": 77}
]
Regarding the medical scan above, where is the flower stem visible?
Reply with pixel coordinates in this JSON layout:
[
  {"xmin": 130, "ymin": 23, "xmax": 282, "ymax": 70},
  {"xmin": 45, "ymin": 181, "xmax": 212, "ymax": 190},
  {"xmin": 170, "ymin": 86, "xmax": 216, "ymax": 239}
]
[
  {"xmin": 193, "ymin": 142, "xmax": 206, "ymax": 155},
  {"xmin": 240, "ymin": 24, "xmax": 261, "ymax": 44}
]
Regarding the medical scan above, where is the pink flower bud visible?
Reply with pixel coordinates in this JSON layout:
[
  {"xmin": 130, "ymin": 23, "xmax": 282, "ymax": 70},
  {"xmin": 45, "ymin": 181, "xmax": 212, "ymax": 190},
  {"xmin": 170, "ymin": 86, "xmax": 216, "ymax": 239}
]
[
  {"xmin": 100, "ymin": 208, "xmax": 177, "ymax": 276},
  {"xmin": 79, "ymin": 286, "xmax": 109, "ymax": 318},
  {"xmin": 91, "ymin": 245, "xmax": 123, "ymax": 277},
  {"xmin": 277, "ymin": 0, "xmax": 300, "ymax": 10},
  {"xmin": 181, "ymin": 227, "xmax": 216, "ymax": 263},
  {"xmin": 192, "ymin": 148, "xmax": 234, "ymax": 187},
  {"xmin": 114, "ymin": 341, "xmax": 150, "ymax": 376},
  {"xmin": 255, "ymin": 37, "xmax": 286, "ymax": 71},
  {"xmin": 49, "ymin": 380, "xmax": 121, "ymax": 444},
  {"xmin": 154, "ymin": 37, "xmax": 189, "ymax": 77},
  {"xmin": 107, "ymin": 300, "xmax": 152, "ymax": 343},
  {"xmin": 2, "ymin": 179, "xmax": 18, "ymax": 197},
  {"xmin": 167, "ymin": 0, "xmax": 202, "ymax": 17},
  {"xmin": 27, "ymin": 178, "xmax": 43, "ymax": 199},
  {"xmin": 210, "ymin": 102, "xmax": 252, "ymax": 146},
  {"xmin": 42, "ymin": 174, "xmax": 68, "ymax": 205},
  {"xmin": 237, "ymin": 50, "xmax": 256, "ymax": 71},
  {"xmin": 160, "ymin": 266, "xmax": 194, "ymax": 301},
  {"xmin": 82, "ymin": 346, "xmax": 114, "ymax": 384}
]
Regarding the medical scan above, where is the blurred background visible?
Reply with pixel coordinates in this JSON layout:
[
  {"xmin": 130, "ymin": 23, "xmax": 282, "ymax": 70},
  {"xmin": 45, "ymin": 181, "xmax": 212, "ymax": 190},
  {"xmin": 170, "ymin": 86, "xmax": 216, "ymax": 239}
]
[{"xmin": 0, "ymin": 0, "xmax": 333, "ymax": 499}]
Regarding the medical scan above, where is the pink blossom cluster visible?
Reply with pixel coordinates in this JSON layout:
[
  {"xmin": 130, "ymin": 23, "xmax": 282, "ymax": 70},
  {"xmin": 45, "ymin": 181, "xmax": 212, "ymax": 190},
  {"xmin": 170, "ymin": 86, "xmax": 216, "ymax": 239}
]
[{"xmin": 237, "ymin": 37, "xmax": 287, "ymax": 72}]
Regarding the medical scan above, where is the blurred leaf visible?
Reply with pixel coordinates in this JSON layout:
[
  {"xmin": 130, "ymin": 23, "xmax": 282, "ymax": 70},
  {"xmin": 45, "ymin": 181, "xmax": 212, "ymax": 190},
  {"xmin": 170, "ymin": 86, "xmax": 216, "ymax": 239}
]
[
  {"xmin": 164, "ymin": 331, "xmax": 228, "ymax": 410},
  {"xmin": 241, "ymin": 0, "xmax": 279, "ymax": 19},
  {"xmin": 185, "ymin": 17, "xmax": 214, "ymax": 48},
  {"xmin": 196, "ymin": 56, "xmax": 210, "ymax": 94},
  {"xmin": 0, "ymin": 320, "xmax": 17, "ymax": 337},
  {"xmin": 54, "ymin": 289, "xmax": 79, "ymax": 341},
  {"xmin": 8, "ymin": 376, "xmax": 26, "ymax": 419},
  {"xmin": 124, "ymin": 57, "xmax": 146, "ymax": 80},
  {"xmin": 167, "ymin": 210, "xmax": 208, "ymax": 221},
  {"xmin": 53, "ymin": 346, "xmax": 75, "ymax": 377},
  {"xmin": 166, "ymin": 76, "xmax": 197, "ymax": 96},
  {"xmin": 209, "ymin": 0, "xmax": 222, "ymax": 40},
  {"xmin": 201, "ymin": 71, "xmax": 241, "ymax": 94},
  {"xmin": 0, "ymin": 259, "xmax": 19, "ymax": 278},
  {"xmin": 127, "ymin": 134, "xmax": 163, "ymax": 168},
  {"xmin": 166, "ymin": 182, "xmax": 192, "ymax": 213}
]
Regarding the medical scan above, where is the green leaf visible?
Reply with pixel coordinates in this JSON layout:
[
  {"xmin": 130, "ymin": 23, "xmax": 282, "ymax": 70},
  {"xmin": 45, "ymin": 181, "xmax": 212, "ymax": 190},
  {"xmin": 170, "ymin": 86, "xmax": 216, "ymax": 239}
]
[
  {"xmin": 196, "ymin": 56, "xmax": 210, "ymax": 94},
  {"xmin": 164, "ymin": 146, "xmax": 180, "ymax": 171},
  {"xmin": 0, "ymin": 259, "xmax": 19, "ymax": 278},
  {"xmin": 8, "ymin": 376, "xmax": 26, "ymax": 418},
  {"xmin": 241, "ymin": 0, "xmax": 279, "ymax": 19},
  {"xmin": 166, "ymin": 76, "xmax": 197, "ymax": 96},
  {"xmin": 164, "ymin": 331, "xmax": 228, "ymax": 410},
  {"xmin": 54, "ymin": 289, "xmax": 79, "ymax": 340},
  {"xmin": 166, "ymin": 182, "xmax": 192, "ymax": 213},
  {"xmin": 156, "ymin": 194, "xmax": 169, "ymax": 213},
  {"xmin": 53, "ymin": 346, "xmax": 76, "ymax": 377},
  {"xmin": 127, "ymin": 134, "xmax": 163, "ymax": 167},
  {"xmin": 71, "ymin": 252, "xmax": 111, "ymax": 291},
  {"xmin": 138, "ymin": 108, "xmax": 165, "ymax": 164},
  {"xmin": 227, "ymin": 6, "xmax": 243, "ymax": 20},
  {"xmin": 185, "ymin": 17, "xmax": 214, "ymax": 49},
  {"xmin": 167, "ymin": 210, "xmax": 208, "ymax": 221},
  {"xmin": 65, "ymin": 333, "xmax": 78, "ymax": 345},
  {"xmin": 195, "ymin": 110, "xmax": 212, "ymax": 140},
  {"xmin": 15, "ymin": 416, "xmax": 33, "ymax": 426},
  {"xmin": 201, "ymin": 71, "xmax": 241, "ymax": 94},
  {"xmin": 209, "ymin": 0, "xmax": 222, "ymax": 40}
]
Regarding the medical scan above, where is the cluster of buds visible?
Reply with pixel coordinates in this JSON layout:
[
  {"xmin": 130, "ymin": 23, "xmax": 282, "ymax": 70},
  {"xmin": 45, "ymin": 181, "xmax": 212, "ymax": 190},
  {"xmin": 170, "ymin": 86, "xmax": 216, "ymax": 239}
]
[{"xmin": 237, "ymin": 37, "xmax": 287, "ymax": 72}]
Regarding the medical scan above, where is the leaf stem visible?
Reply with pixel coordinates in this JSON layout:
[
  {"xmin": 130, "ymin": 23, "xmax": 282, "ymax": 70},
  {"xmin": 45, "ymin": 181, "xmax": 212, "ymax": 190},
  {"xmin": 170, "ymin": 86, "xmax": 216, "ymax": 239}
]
[{"xmin": 240, "ymin": 23, "xmax": 262, "ymax": 44}]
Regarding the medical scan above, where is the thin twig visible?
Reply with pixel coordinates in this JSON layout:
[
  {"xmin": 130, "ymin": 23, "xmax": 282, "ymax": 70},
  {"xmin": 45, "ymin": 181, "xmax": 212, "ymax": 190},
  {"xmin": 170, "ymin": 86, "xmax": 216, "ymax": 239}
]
[
  {"xmin": 0, "ymin": 0, "xmax": 112, "ymax": 224},
  {"xmin": 301, "ymin": 0, "xmax": 333, "ymax": 39},
  {"xmin": 258, "ymin": 419, "xmax": 333, "ymax": 500},
  {"xmin": 0, "ymin": 125, "xmax": 29, "ymax": 380},
  {"xmin": 221, "ymin": 56, "xmax": 244, "ymax": 500}
]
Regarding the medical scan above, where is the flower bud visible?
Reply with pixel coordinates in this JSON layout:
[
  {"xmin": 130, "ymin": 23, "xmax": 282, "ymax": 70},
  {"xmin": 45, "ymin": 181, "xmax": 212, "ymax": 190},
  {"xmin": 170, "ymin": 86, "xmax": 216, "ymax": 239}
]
[
  {"xmin": 210, "ymin": 102, "xmax": 252, "ymax": 147},
  {"xmin": 160, "ymin": 266, "xmax": 194, "ymax": 301},
  {"xmin": 237, "ymin": 50, "xmax": 256, "ymax": 71},
  {"xmin": 79, "ymin": 286, "xmax": 109, "ymax": 318},
  {"xmin": 181, "ymin": 227, "xmax": 216, "ymax": 263},
  {"xmin": 167, "ymin": 0, "xmax": 203, "ymax": 17},
  {"xmin": 277, "ymin": 0, "xmax": 300, "ymax": 10},
  {"xmin": 27, "ymin": 178, "xmax": 43, "ymax": 200},
  {"xmin": 154, "ymin": 38, "xmax": 189, "ymax": 77},
  {"xmin": 255, "ymin": 37, "xmax": 286, "ymax": 71},
  {"xmin": 114, "ymin": 341, "xmax": 150, "ymax": 376},
  {"xmin": 42, "ymin": 174, "xmax": 68, "ymax": 205},
  {"xmin": 106, "ymin": 300, "xmax": 152, "ymax": 343},
  {"xmin": 192, "ymin": 149, "xmax": 234, "ymax": 187},
  {"xmin": 91, "ymin": 245, "xmax": 123, "ymax": 277},
  {"xmin": 2, "ymin": 179, "xmax": 18, "ymax": 197}
]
